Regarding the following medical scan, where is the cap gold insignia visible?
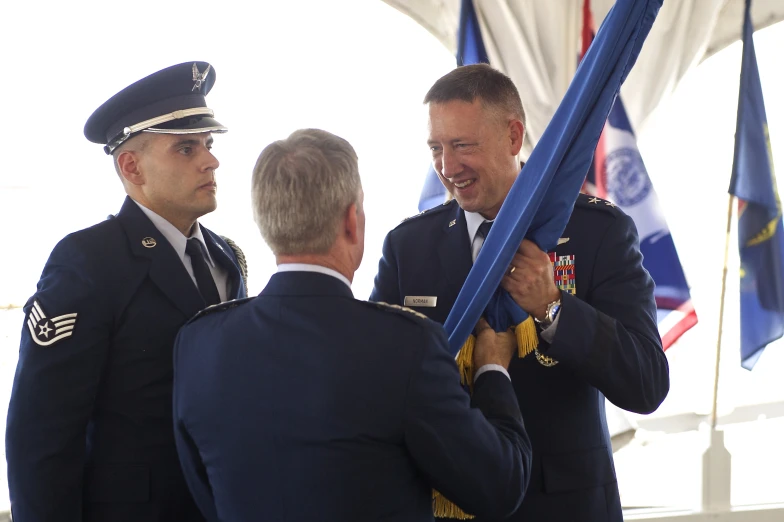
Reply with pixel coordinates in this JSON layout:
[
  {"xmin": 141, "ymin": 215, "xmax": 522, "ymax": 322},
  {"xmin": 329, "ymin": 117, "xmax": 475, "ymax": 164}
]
[
  {"xmin": 192, "ymin": 63, "xmax": 211, "ymax": 92},
  {"xmin": 142, "ymin": 237, "xmax": 157, "ymax": 248},
  {"xmin": 448, "ymin": 219, "xmax": 456, "ymax": 227}
]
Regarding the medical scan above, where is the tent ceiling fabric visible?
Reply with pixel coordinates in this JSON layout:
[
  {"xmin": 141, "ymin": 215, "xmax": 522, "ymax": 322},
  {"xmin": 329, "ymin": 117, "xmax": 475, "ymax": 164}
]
[{"xmin": 383, "ymin": 0, "xmax": 784, "ymax": 153}]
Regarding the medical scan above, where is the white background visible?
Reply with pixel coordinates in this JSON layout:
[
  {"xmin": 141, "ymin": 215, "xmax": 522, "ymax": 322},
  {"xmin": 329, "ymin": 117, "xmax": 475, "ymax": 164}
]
[{"xmin": 1, "ymin": 0, "xmax": 784, "ymax": 512}]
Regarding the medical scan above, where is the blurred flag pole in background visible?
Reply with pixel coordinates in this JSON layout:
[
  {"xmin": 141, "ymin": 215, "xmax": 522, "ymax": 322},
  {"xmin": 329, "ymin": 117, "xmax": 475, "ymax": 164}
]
[{"xmin": 701, "ymin": 0, "xmax": 784, "ymax": 510}]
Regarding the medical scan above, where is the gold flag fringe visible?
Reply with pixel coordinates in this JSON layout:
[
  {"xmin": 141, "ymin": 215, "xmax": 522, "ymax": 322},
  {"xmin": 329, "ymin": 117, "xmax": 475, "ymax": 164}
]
[
  {"xmin": 515, "ymin": 316, "xmax": 538, "ymax": 357},
  {"xmin": 433, "ymin": 490, "xmax": 475, "ymax": 519},
  {"xmin": 455, "ymin": 334, "xmax": 476, "ymax": 388},
  {"xmin": 435, "ymin": 316, "xmax": 538, "ymax": 518}
]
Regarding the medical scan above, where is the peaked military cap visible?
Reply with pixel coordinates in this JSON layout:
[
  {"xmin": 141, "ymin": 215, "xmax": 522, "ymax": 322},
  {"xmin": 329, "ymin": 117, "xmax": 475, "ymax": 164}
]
[{"xmin": 84, "ymin": 61, "xmax": 227, "ymax": 155}]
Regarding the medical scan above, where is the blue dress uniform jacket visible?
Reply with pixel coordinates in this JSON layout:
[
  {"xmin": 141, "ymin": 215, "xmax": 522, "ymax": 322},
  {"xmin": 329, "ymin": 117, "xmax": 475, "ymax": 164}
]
[
  {"xmin": 6, "ymin": 196, "xmax": 246, "ymax": 522},
  {"xmin": 370, "ymin": 194, "xmax": 670, "ymax": 522},
  {"xmin": 173, "ymin": 271, "xmax": 532, "ymax": 522}
]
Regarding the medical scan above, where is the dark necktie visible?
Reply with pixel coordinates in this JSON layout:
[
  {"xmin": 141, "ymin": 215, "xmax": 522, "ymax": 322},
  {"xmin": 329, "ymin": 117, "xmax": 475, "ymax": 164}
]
[
  {"xmin": 185, "ymin": 238, "xmax": 221, "ymax": 306},
  {"xmin": 477, "ymin": 220, "xmax": 493, "ymax": 242}
]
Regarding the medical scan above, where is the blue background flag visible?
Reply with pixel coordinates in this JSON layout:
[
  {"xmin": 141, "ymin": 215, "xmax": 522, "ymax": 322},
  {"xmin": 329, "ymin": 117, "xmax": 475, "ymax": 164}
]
[
  {"xmin": 456, "ymin": 0, "xmax": 489, "ymax": 67},
  {"xmin": 418, "ymin": 165, "xmax": 448, "ymax": 212},
  {"xmin": 417, "ymin": 0, "xmax": 488, "ymax": 212},
  {"xmin": 728, "ymin": 0, "xmax": 784, "ymax": 369}
]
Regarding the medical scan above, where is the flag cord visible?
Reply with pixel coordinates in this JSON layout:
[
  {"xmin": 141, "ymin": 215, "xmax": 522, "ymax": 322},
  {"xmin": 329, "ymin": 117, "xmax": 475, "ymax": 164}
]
[{"xmin": 710, "ymin": 193, "xmax": 734, "ymax": 430}]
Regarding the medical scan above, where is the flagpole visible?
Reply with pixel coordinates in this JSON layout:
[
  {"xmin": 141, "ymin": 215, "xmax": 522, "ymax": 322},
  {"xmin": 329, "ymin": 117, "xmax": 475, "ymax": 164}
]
[{"xmin": 710, "ymin": 193, "xmax": 734, "ymax": 430}]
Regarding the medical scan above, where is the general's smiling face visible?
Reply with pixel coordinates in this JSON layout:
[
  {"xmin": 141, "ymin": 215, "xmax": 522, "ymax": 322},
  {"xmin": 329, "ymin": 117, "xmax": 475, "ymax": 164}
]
[{"xmin": 427, "ymin": 99, "xmax": 521, "ymax": 219}]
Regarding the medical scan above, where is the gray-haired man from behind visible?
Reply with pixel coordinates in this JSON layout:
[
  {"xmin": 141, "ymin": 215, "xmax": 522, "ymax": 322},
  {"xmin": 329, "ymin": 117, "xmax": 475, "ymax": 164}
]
[{"xmin": 172, "ymin": 128, "xmax": 533, "ymax": 521}]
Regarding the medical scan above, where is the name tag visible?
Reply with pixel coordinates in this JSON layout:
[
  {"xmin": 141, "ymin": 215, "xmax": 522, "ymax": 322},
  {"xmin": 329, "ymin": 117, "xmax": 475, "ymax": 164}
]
[{"xmin": 404, "ymin": 296, "xmax": 438, "ymax": 308}]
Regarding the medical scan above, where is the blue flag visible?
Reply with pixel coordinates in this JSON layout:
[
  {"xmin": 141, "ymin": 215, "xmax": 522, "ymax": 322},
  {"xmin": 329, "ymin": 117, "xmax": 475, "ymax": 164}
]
[
  {"xmin": 444, "ymin": 0, "xmax": 663, "ymax": 355},
  {"xmin": 418, "ymin": 0, "xmax": 488, "ymax": 212},
  {"xmin": 728, "ymin": 0, "xmax": 784, "ymax": 370},
  {"xmin": 456, "ymin": 0, "xmax": 489, "ymax": 66},
  {"xmin": 418, "ymin": 165, "xmax": 447, "ymax": 212}
]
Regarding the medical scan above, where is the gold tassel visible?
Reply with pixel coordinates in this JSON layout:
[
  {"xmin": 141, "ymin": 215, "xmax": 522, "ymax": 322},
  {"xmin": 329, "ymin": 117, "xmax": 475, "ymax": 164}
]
[
  {"xmin": 434, "ymin": 337, "xmax": 477, "ymax": 519},
  {"xmin": 433, "ymin": 490, "xmax": 475, "ymax": 519},
  {"xmin": 454, "ymin": 334, "xmax": 476, "ymax": 388},
  {"xmin": 432, "ymin": 321, "xmax": 537, "ymax": 519},
  {"xmin": 434, "ymin": 338, "xmax": 476, "ymax": 518},
  {"xmin": 515, "ymin": 316, "xmax": 539, "ymax": 358}
]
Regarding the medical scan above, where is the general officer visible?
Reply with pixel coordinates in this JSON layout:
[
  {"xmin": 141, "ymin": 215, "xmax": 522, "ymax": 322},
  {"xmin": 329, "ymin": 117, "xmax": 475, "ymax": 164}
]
[
  {"xmin": 173, "ymin": 128, "xmax": 531, "ymax": 522},
  {"xmin": 6, "ymin": 61, "xmax": 247, "ymax": 522},
  {"xmin": 370, "ymin": 63, "xmax": 670, "ymax": 522}
]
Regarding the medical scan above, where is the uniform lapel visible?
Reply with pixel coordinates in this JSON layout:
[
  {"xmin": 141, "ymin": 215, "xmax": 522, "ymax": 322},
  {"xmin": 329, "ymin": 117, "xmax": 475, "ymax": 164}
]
[
  {"xmin": 437, "ymin": 202, "xmax": 474, "ymax": 288},
  {"xmin": 202, "ymin": 227, "xmax": 244, "ymax": 299},
  {"xmin": 116, "ymin": 197, "xmax": 204, "ymax": 318}
]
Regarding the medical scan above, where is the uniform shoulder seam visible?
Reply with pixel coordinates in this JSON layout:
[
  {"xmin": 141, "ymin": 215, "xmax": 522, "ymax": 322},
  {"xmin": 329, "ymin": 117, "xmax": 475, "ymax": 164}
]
[
  {"xmin": 186, "ymin": 297, "xmax": 253, "ymax": 325},
  {"xmin": 393, "ymin": 200, "xmax": 456, "ymax": 230}
]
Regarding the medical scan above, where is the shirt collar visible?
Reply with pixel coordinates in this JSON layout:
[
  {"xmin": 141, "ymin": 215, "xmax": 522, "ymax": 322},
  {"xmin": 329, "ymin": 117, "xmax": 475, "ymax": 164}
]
[
  {"xmin": 464, "ymin": 210, "xmax": 493, "ymax": 244},
  {"xmin": 276, "ymin": 263, "xmax": 352, "ymax": 291},
  {"xmin": 132, "ymin": 199, "xmax": 215, "ymax": 267}
]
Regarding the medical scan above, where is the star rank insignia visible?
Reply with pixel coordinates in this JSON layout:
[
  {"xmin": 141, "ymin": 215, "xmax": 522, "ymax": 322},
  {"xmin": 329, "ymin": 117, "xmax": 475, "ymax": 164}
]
[
  {"xmin": 26, "ymin": 300, "xmax": 78, "ymax": 346},
  {"xmin": 587, "ymin": 195, "xmax": 617, "ymax": 208},
  {"xmin": 548, "ymin": 252, "xmax": 576, "ymax": 295}
]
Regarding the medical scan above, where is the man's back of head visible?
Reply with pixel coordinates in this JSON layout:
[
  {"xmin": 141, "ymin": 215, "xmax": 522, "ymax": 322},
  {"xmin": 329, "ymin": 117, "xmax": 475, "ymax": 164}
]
[{"xmin": 252, "ymin": 129, "xmax": 365, "ymax": 278}]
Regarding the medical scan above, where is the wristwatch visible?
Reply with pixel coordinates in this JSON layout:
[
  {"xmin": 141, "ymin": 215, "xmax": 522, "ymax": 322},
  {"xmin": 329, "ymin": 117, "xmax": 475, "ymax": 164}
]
[{"xmin": 535, "ymin": 298, "xmax": 562, "ymax": 330}]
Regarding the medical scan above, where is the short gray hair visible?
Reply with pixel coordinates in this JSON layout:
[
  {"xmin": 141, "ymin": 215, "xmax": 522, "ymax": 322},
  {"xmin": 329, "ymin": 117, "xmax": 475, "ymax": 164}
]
[{"xmin": 252, "ymin": 128, "xmax": 362, "ymax": 256}]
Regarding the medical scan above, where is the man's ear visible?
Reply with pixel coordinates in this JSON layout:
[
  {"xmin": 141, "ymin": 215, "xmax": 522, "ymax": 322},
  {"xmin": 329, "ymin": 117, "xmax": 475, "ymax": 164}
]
[
  {"xmin": 508, "ymin": 119, "xmax": 525, "ymax": 156},
  {"xmin": 117, "ymin": 150, "xmax": 144, "ymax": 186},
  {"xmin": 343, "ymin": 203, "xmax": 360, "ymax": 245}
]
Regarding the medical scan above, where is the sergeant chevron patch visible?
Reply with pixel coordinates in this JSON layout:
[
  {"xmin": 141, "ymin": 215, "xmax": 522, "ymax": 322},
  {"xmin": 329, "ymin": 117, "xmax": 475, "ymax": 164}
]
[{"xmin": 26, "ymin": 300, "xmax": 77, "ymax": 346}]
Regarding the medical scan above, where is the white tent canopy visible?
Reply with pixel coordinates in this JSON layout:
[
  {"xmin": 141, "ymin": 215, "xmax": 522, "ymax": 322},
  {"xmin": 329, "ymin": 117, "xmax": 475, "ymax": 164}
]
[{"xmin": 382, "ymin": 0, "xmax": 784, "ymax": 154}]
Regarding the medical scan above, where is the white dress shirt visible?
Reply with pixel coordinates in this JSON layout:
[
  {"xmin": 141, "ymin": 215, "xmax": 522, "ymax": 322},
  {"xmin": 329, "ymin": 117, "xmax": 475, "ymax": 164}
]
[
  {"xmin": 464, "ymin": 211, "xmax": 492, "ymax": 263},
  {"xmin": 276, "ymin": 263, "xmax": 353, "ymax": 293},
  {"xmin": 133, "ymin": 200, "xmax": 230, "ymax": 302}
]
